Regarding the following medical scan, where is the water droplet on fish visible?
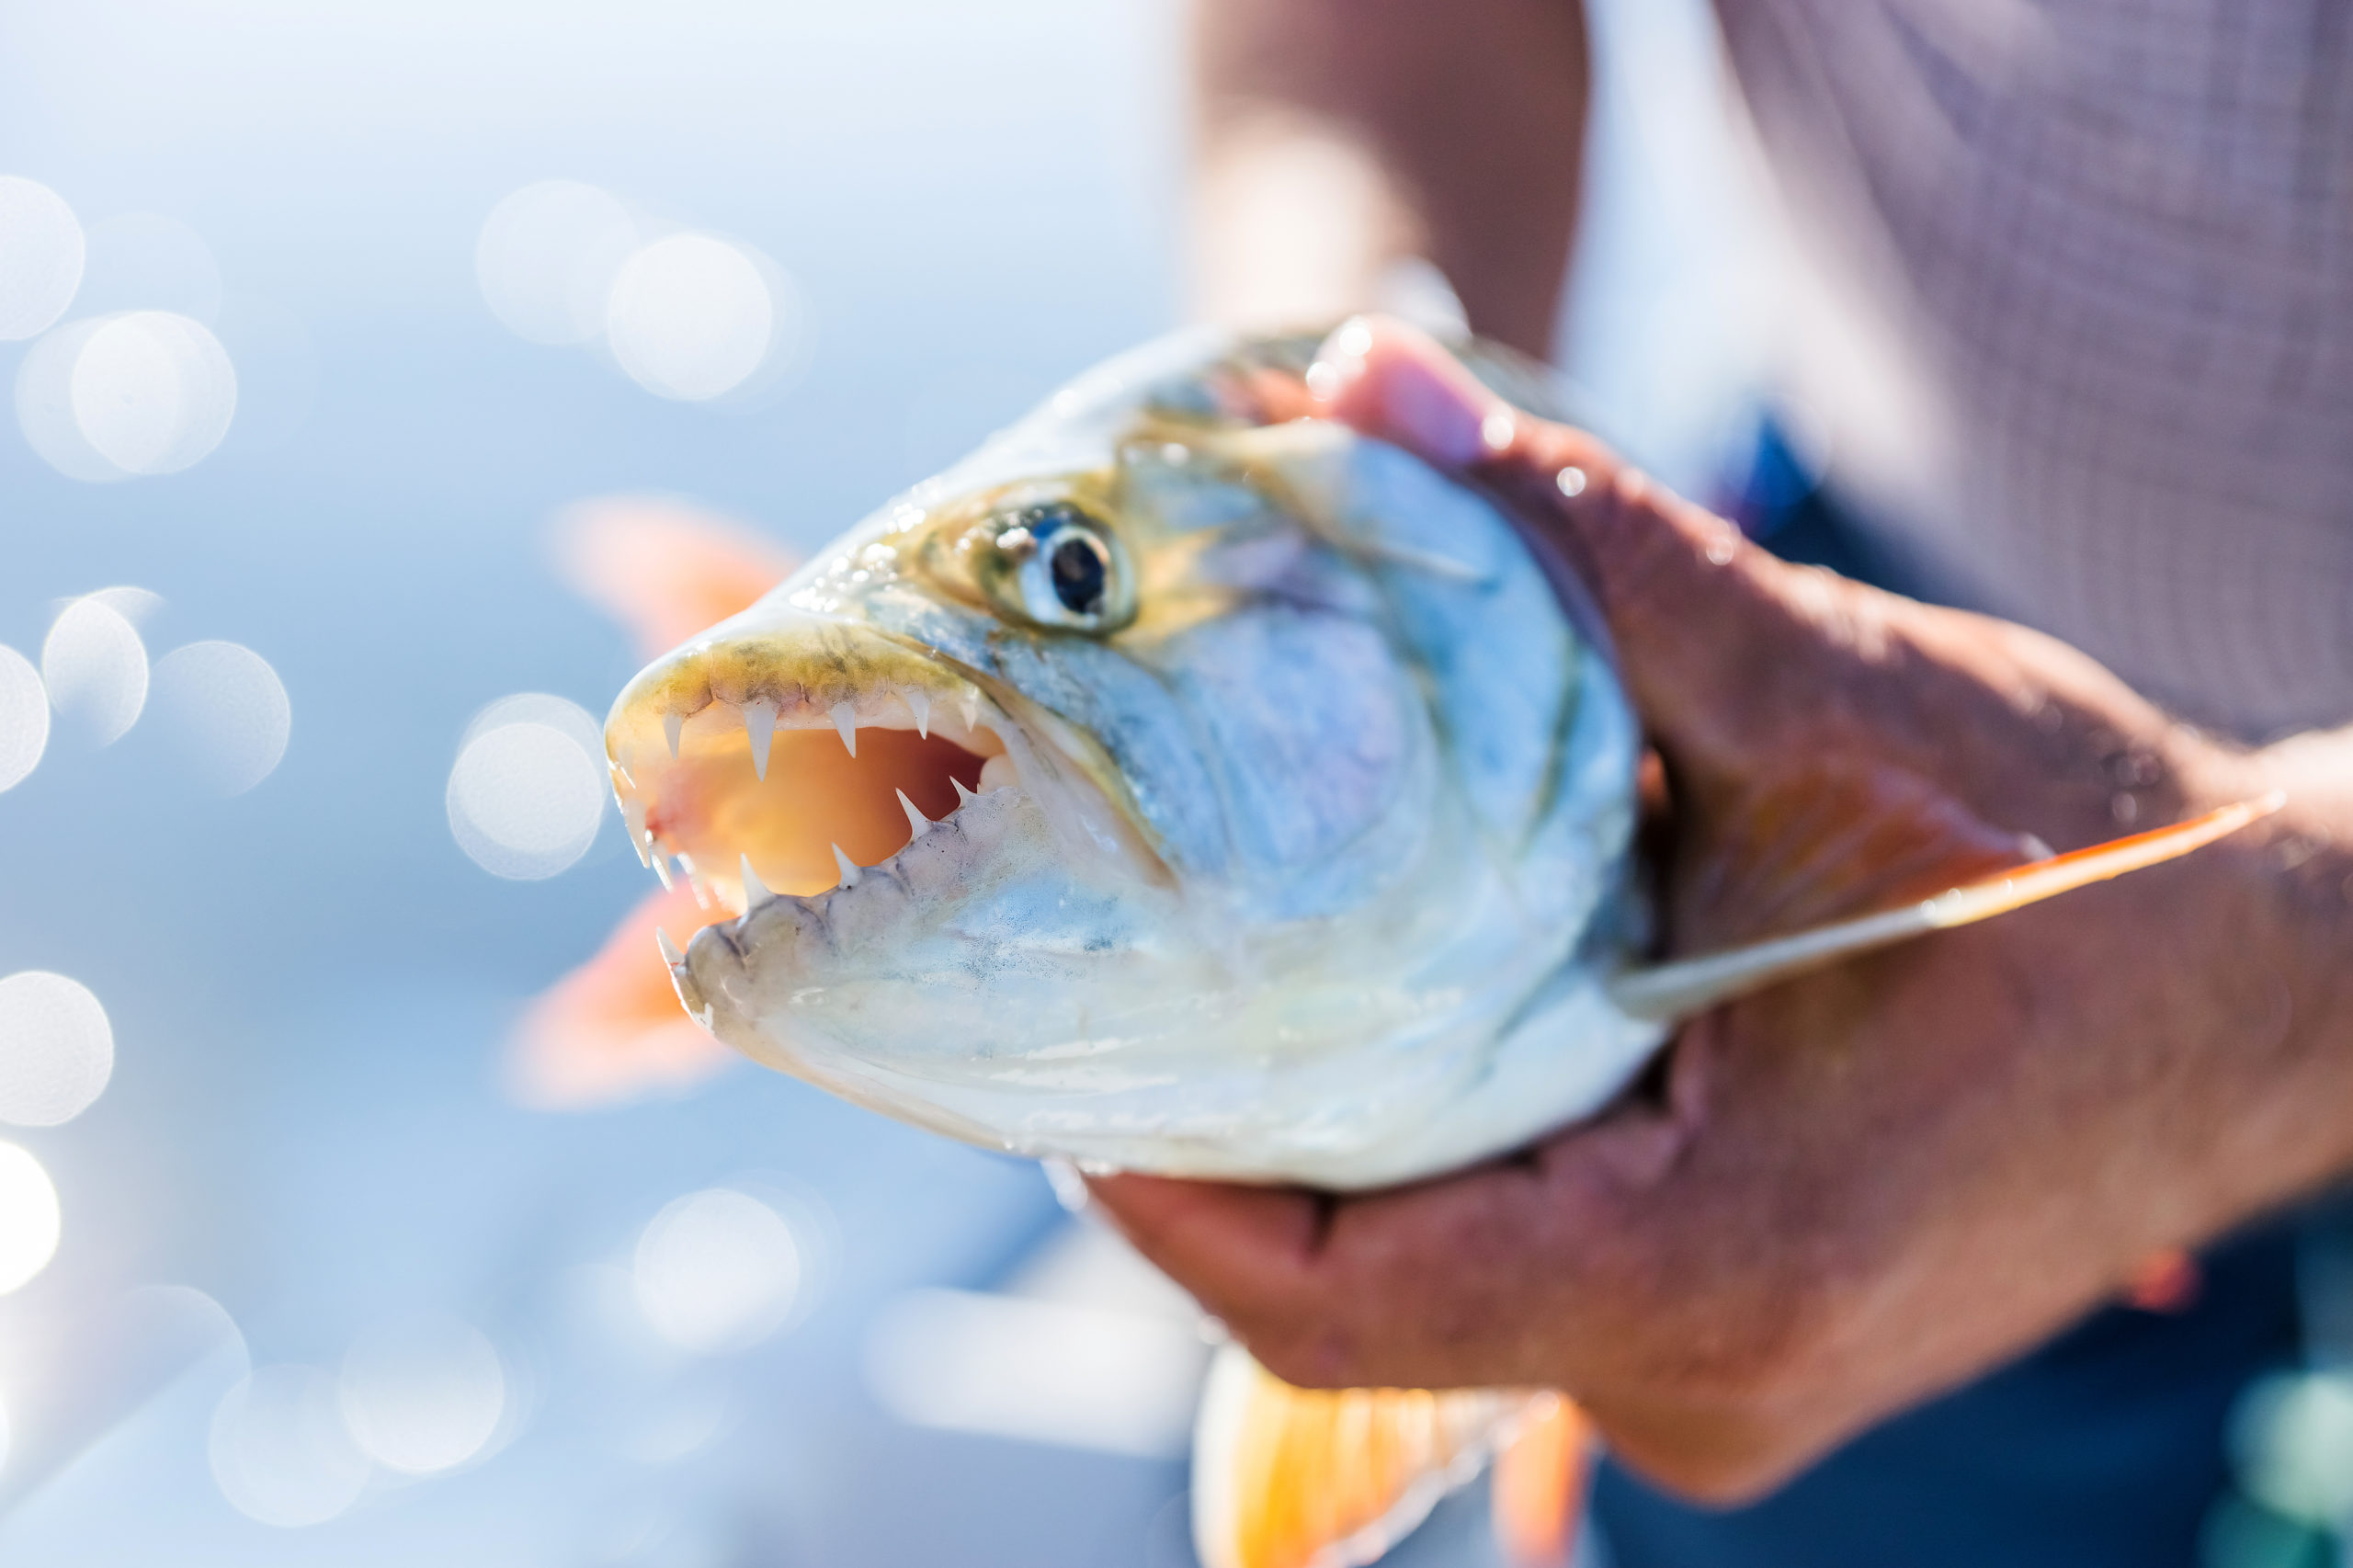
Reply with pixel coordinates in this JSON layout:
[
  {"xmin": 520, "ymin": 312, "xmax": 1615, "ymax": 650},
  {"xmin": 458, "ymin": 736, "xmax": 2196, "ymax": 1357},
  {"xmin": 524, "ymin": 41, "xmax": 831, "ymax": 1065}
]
[
  {"xmin": 1480, "ymin": 411, "xmax": 1515, "ymax": 452},
  {"xmin": 1706, "ymin": 535, "xmax": 1737, "ymax": 566},
  {"xmin": 1556, "ymin": 466, "xmax": 1587, "ymax": 498},
  {"xmin": 2111, "ymin": 792, "xmax": 2140, "ymax": 824}
]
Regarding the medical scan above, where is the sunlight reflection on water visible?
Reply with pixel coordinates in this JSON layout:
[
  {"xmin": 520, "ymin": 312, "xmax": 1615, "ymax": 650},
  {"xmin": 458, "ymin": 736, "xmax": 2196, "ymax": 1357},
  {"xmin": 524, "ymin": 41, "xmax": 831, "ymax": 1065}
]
[
  {"xmin": 633, "ymin": 1187, "xmax": 801, "ymax": 1355},
  {"xmin": 0, "ymin": 1144, "xmax": 62, "ymax": 1295},
  {"xmin": 40, "ymin": 597, "xmax": 148, "ymax": 746},
  {"xmin": 0, "ymin": 647, "xmax": 49, "ymax": 792},
  {"xmin": 447, "ymin": 693, "xmax": 608, "ymax": 879},
  {"xmin": 337, "ymin": 1314, "xmax": 508, "ymax": 1475},
  {"xmin": 208, "ymin": 1363, "xmax": 372, "ymax": 1528},
  {"xmin": 0, "ymin": 177, "xmax": 84, "ymax": 341},
  {"xmin": 150, "ymin": 640, "xmax": 292, "ymax": 795},
  {"xmin": 0, "ymin": 971, "xmax": 113, "ymax": 1127}
]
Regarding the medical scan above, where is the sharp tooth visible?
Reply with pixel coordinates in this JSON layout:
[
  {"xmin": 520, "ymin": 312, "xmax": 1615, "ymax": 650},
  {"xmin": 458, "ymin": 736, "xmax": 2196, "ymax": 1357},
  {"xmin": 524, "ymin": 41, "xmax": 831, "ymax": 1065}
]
[
  {"xmin": 740, "ymin": 853, "xmax": 774, "ymax": 909},
  {"xmin": 897, "ymin": 789, "xmax": 931, "ymax": 839},
  {"xmin": 623, "ymin": 799, "xmax": 649, "ymax": 864},
  {"xmin": 830, "ymin": 843, "xmax": 862, "ymax": 889},
  {"xmin": 679, "ymin": 855, "xmax": 713, "ymax": 909},
  {"xmin": 663, "ymin": 710, "xmax": 683, "ymax": 760},
  {"xmin": 900, "ymin": 687, "xmax": 930, "ymax": 739},
  {"xmin": 655, "ymin": 927, "xmax": 685, "ymax": 967},
  {"xmin": 831, "ymin": 700, "xmax": 859, "ymax": 758},
  {"xmin": 650, "ymin": 847, "xmax": 675, "ymax": 891},
  {"xmin": 951, "ymin": 777, "xmax": 978, "ymax": 806},
  {"xmin": 610, "ymin": 760, "xmax": 636, "ymax": 794},
  {"xmin": 959, "ymin": 691, "xmax": 981, "ymax": 731},
  {"xmin": 740, "ymin": 701, "xmax": 777, "ymax": 780}
]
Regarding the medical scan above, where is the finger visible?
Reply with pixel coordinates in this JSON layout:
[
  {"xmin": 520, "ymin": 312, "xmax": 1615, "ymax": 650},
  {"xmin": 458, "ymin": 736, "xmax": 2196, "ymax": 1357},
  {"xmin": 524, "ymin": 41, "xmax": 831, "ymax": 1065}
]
[{"xmin": 1084, "ymin": 1172, "xmax": 1329, "ymax": 1325}]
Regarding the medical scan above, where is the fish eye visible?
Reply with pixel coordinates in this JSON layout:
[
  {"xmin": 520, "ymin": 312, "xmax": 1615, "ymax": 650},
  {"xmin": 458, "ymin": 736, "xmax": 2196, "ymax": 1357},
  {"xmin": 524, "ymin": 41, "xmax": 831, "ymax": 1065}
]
[
  {"xmin": 1048, "ymin": 531, "xmax": 1108, "ymax": 615},
  {"xmin": 998, "ymin": 502, "xmax": 1131, "ymax": 633}
]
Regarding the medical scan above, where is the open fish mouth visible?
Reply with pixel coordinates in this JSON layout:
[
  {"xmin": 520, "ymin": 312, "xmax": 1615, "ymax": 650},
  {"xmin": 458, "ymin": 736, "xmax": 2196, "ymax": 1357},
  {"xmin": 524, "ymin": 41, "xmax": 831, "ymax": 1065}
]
[{"xmin": 602, "ymin": 607, "xmax": 1161, "ymax": 1017}]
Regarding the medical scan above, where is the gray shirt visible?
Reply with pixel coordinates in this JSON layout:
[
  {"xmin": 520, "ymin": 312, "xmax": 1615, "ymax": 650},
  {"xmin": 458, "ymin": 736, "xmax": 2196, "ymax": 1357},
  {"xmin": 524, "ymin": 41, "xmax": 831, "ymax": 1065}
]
[{"xmin": 1717, "ymin": 0, "xmax": 2353, "ymax": 738}]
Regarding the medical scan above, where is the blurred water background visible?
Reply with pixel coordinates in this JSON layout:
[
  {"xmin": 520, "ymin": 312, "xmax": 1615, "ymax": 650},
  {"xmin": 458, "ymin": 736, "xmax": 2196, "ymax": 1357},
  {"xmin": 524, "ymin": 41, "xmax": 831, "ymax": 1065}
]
[{"xmin": 0, "ymin": 0, "xmax": 1785, "ymax": 1563}]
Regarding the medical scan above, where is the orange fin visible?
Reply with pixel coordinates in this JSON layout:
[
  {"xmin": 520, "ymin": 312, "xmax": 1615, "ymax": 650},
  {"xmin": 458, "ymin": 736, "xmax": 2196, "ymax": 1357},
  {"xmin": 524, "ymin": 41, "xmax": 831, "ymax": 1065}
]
[
  {"xmin": 1490, "ymin": 1394, "xmax": 1592, "ymax": 1568},
  {"xmin": 1191, "ymin": 1346, "xmax": 1542, "ymax": 1568},
  {"xmin": 1608, "ymin": 793, "xmax": 2284, "ymax": 1020},
  {"xmin": 550, "ymin": 494, "xmax": 794, "ymax": 657},
  {"xmin": 506, "ymin": 884, "xmax": 739, "ymax": 1108}
]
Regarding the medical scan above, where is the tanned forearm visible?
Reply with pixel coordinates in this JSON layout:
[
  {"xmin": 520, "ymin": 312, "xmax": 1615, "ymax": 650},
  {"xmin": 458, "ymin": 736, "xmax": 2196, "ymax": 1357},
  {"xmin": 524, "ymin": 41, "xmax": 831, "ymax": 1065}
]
[{"xmin": 1190, "ymin": 0, "xmax": 1589, "ymax": 358}]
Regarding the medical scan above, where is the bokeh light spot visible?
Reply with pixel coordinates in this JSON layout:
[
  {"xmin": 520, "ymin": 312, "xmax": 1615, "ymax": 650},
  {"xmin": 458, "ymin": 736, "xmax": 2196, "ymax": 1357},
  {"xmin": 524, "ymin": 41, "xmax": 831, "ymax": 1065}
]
[
  {"xmin": 0, "ymin": 1143, "xmax": 62, "ymax": 1294},
  {"xmin": 0, "ymin": 647, "xmax": 47, "ymax": 792},
  {"xmin": 151, "ymin": 641, "xmax": 291, "ymax": 795},
  {"xmin": 447, "ymin": 694, "xmax": 607, "ymax": 880},
  {"xmin": 606, "ymin": 234, "xmax": 777, "ymax": 402},
  {"xmin": 70, "ymin": 310, "xmax": 237, "ymax": 475},
  {"xmin": 0, "ymin": 177, "xmax": 84, "ymax": 340},
  {"xmin": 209, "ymin": 1364, "xmax": 371, "ymax": 1528},
  {"xmin": 15, "ymin": 318, "xmax": 121, "ymax": 482},
  {"xmin": 0, "ymin": 971, "xmax": 113, "ymax": 1127},
  {"xmin": 337, "ymin": 1314, "xmax": 506, "ymax": 1475},
  {"xmin": 632, "ymin": 1187, "xmax": 801, "ymax": 1354},
  {"xmin": 2231, "ymin": 1369, "xmax": 2353, "ymax": 1525},
  {"xmin": 477, "ymin": 180, "xmax": 640, "ymax": 347},
  {"xmin": 41, "ymin": 597, "xmax": 147, "ymax": 745}
]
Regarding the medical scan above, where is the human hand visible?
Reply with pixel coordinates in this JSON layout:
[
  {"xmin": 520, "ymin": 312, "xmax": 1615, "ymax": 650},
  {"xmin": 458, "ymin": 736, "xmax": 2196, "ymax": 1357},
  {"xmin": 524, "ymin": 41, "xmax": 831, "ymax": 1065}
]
[{"xmin": 1088, "ymin": 318, "xmax": 2353, "ymax": 1499}]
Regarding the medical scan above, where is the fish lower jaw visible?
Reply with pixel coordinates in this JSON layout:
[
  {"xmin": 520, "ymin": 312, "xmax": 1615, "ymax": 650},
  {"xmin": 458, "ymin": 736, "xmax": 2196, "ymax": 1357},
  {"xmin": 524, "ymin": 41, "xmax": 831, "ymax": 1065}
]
[{"xmin": 660, "ymin": 781, "xmax": 1052, "ymax": 1035}]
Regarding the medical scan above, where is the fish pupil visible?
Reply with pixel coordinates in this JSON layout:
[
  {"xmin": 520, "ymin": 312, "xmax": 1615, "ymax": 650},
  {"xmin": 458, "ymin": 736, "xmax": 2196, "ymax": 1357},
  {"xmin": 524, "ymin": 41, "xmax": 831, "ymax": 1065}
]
[{"xmin": 1049, "ymin": 534, "xmax": 1108, "ymax": 616}]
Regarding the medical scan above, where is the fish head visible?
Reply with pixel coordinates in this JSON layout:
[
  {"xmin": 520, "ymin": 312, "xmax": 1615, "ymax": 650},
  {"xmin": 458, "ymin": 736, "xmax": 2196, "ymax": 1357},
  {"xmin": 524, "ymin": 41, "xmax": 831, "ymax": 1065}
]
[{"xmin": 604, "ymin": 330, "xmax": 1648, "ymax": 1183}]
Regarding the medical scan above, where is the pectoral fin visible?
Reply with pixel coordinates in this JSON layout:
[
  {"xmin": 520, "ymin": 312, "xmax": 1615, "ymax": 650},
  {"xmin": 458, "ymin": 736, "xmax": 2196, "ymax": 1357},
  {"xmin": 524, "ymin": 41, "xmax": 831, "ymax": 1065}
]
[
  {"xmin": 1190, "ymin": 1345, "xmax": 1547, "ymax": 1568},
  {"xmin": 1608, "ymin": 793, "xmax": 2284, "ymax": 1021}
]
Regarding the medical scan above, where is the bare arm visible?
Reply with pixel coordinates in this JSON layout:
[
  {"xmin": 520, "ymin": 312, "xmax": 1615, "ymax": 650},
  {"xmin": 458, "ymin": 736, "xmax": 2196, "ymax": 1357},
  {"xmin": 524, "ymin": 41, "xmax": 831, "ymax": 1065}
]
[{"xmin": 1190, "ymin": 0, "xmax": 1588, "ymax": 357}]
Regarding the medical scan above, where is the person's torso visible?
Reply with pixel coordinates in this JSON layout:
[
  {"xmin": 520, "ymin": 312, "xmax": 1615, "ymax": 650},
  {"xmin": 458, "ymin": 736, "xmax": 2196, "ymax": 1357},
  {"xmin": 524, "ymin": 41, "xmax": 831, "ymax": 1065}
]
[{"xmin": 1714, "ymin": 0, "xmax": 2353, "ymax": 738}]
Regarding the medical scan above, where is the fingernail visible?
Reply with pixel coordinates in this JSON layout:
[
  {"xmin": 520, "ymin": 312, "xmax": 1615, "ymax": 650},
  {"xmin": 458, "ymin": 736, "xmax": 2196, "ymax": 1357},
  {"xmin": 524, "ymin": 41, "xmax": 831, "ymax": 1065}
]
[
  {"xmin": 1380, "ymin": 355, "xmax": 1495, "ymax": 466},
  {"xmin": 1307, "ymin": 314, "xmax": 1498, "ymax": 467}
]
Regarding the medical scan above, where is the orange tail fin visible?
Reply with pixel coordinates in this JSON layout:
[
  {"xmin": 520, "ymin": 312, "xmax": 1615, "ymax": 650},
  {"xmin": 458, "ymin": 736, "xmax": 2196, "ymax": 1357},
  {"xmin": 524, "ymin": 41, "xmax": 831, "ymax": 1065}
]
[
  {"xmin": 1490, "ymin": 1394, "xmax": 1592, "ymax": 1568},
  {"xmin": 1190, "ymin": 1346, "xmax": 1546, "ymax": 1568}
]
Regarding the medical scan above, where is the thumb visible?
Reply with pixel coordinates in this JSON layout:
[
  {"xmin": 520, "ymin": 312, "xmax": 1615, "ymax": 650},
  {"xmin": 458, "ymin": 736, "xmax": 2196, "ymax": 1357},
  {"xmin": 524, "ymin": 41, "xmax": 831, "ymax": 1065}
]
[{"xmin": 1307, "ymin": 316, "xmax": 1813, "ymax": 767}]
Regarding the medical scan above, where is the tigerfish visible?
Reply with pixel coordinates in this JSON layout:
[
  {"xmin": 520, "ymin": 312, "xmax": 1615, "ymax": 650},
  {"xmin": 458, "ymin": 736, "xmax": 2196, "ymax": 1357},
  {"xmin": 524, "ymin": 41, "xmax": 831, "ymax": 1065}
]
[{"xmin": 598, "ymin": 327, "xmax": 2272, "ymax": 1568}]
